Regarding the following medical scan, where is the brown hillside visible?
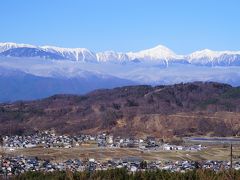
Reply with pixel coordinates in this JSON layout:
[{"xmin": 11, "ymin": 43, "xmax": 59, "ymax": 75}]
[{"xmin": 1, "ymin": 82, "xmax": 240, "ymax": 138}]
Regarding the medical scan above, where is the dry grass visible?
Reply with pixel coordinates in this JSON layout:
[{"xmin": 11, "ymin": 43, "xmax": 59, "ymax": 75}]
[{"xmin": 2, "ymin": 145, "xmax": 240, "ymax": 162}]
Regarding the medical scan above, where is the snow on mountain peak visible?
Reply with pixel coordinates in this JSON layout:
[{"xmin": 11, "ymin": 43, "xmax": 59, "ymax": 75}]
[
  {"xmin": 0, "ymin": 42, "xmax": 35, "ymax": 53},
  {"xmin": 41, "ymin": 45, "xmax": 97, "ymax": 62},
  {"xmin": 127, "ymin": 44, "xmax": 180, "ymax": 61},
  {"xmin": 188, "ymin": 49, "xmax": 240, "ymax": 60},
  {"xmin": 96, "ymin": 51, "xmax": 129, "ymax": 62},
  {"xmin": 1, "ymin": 42, "xmax": 240, "ymax": 66},
  {"xmin": 41, "ymin": 45, "xmax": 90, "ymax": 53},
  {"xmin": 0, "ymin": 43, "xmax": 180, "ymax": 63}
]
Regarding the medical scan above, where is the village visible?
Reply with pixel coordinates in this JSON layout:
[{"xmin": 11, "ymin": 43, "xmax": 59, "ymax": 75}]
[
  {"xmin": 2, "ymin": 131, "xmax": 240, "ymax": 177},
  {"xmin": 1, "ymin": 131, "xmax": 204, "ymax": 152},
  {"xmin": 1, "ymin": 155, "xmax": 240, "ymax": 177},
  {"xmin": 0, "ymin": 134, "xmax": 238, "ymax": 179}
]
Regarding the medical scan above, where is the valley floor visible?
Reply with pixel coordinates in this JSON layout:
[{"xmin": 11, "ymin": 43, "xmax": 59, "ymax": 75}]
[{"xmin": 1, "ymin": 145, "xmax": 239, "ymax": 162}]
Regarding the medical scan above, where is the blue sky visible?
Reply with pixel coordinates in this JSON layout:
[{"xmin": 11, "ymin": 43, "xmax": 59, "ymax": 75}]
[{"xmin": 0, "ymin": 0, "xmax": 239, "ymax": 54}]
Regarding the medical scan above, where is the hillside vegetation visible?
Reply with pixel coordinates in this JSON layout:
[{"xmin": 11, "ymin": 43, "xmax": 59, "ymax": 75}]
[
  {"xmin": 1, "ymin": 82, "xmax": 240, "ymax": 138},
  {"xmin": 13, "ymin": 169, "xmax": 240, "ymax": 180}
]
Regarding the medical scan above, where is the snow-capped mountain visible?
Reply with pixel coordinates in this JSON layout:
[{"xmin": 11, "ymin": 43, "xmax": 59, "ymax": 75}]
[
  {"xmin": 41, "ymin": 46, "xmax": 97, "ymax": 62},
  {"xmin": 0, "ymin": 43, "xmax": 97, "ymax": 62},
  {"xmin": 96, "ymin": 51, "xmax": 130, "ymax": 62},
  {"xmin": 127, "ymin": 45, "xmax": 181, "ymax": 60},
  {"xmin": 0, "ymin": 42, "xmax": 35, "ymax": 53},
  {"xmin": 126, "ymin": 45, "xmax": 186, "ymax": 66},
  {"xmin": 95, "ymin": 45, "xmax": 181, "ymax": 64},
  {"xmin": 1, "ymin": 47, "xmax": 65, "ymax": 60},
  {"xmin": 1, "ymin": 42, "xmax": 240, "ymax": 66},
  {"xmin": 187, "ymin": 49, "xmax": 240, "ymax": 66},
  {"xmin": 188, "ymin": 49, "xmax": 240, "ymax": 60}
]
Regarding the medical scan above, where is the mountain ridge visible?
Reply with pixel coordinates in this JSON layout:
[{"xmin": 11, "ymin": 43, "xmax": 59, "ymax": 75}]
[{"xmin": 1, "ymin": 42, "xmax": 240, "ymax": 66}]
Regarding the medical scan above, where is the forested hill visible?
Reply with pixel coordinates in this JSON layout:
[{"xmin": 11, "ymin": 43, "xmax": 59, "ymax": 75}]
[{"xmin": 1, "ymin": 82, "xmax": 240, "ymax": 138}]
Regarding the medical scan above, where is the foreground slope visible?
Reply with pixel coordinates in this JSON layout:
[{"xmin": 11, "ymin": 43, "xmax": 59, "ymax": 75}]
[{"xmin": 1, "ymin": 82, "xmax": 240, "ymax": 138}]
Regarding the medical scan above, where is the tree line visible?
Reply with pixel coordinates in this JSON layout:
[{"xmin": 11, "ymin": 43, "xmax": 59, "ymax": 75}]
[{"xmin": 12, "ymin": 168, "xmax": 240, "ymax": 180}]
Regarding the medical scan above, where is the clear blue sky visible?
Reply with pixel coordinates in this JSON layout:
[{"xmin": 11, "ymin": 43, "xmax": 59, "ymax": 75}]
[{"xmin": 0, "ymin": 0, "xmax": 239, "ymax": 54}]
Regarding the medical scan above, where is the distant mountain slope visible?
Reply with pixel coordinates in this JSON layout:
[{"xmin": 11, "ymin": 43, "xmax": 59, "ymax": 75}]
[
  {"xmin": 1, "ymin": 82, "xmax": 240, "ymax": 138},
  {"xmin": 0, "ymin": 67, "xmax": 135, "ymax": 102}
]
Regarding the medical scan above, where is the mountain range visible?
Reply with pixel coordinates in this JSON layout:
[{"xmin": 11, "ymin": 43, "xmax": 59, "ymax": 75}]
[
  {"xmin": 1, "ymin": 42, "xmax": 240, "ymax": 66},
  {"xmin": 0, "ymin": 42, "xmax": 240, "ymax": 102}
]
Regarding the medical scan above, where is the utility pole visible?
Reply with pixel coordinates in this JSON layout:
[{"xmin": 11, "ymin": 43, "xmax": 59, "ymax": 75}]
[
  {"xmin": 0, "ymin": 135, "xmax": 7, "ymax": 180},
  {"xmin": 0, "ymin": 135, "xmax": 3, "ymax": 157},
  {"xmin": 230, "ymin": 143, "xmax": 233, "ymax": 169}
]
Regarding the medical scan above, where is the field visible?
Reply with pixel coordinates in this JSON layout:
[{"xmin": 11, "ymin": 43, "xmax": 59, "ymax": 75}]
[{"xmin": 1, "ymin": 145, "xmax": 240, "ymax": 162}]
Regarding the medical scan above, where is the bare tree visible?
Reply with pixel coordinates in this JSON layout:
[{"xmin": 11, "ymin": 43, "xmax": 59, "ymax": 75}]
[{"xmin": 228, "ymin": 118, "xmax": 240, "ymax": 137}]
